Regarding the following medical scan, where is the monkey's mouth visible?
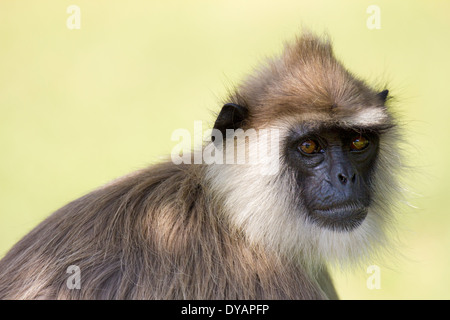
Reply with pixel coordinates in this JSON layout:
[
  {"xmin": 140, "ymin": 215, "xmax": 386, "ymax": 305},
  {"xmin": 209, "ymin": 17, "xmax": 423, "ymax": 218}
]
[{"xmin": 309, "ymin": 203, "xmax": 368, "ymax": 232}]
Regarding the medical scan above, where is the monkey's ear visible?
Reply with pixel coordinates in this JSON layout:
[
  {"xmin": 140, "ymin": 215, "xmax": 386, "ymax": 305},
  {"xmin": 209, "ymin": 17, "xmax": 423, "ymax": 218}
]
[
  {"xmin": 213, "ymin": 103, "xmax": 248, "ymax": 138},
  {"xmin": 377, "ymin": 89, "xmax": 389, "ymax": 103}
]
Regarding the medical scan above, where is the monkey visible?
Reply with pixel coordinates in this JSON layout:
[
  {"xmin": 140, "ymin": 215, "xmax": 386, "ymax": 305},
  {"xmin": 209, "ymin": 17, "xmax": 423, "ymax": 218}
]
[{"xmin": 0, "ymin": 32, "xmax": 402, "ymax": 300}]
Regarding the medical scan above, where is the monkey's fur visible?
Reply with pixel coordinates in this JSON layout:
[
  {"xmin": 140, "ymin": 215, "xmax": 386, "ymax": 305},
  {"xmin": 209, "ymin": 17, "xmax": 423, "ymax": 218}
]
[{"xmin": 0, "ymin": 33, "xmax": 401, "ymax": 299}]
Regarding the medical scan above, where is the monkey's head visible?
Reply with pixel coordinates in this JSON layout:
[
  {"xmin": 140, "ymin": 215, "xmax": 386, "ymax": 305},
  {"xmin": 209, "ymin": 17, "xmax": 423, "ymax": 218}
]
[{"xmin": 206, "ymin": 33, "xmax": 402, "ymax": 266}]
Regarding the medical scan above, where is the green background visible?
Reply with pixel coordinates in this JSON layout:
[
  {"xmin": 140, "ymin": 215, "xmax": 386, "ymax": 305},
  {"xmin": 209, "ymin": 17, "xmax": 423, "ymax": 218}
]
[{"xmin": 1, "ymin": 0, "xmax": 449, "ymax": 299}]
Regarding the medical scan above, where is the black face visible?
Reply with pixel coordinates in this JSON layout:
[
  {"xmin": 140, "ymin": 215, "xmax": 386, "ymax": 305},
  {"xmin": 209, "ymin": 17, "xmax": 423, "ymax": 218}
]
[{"xmin": 285, "ymin": 126, "xmax": 380, "ymax": 232}]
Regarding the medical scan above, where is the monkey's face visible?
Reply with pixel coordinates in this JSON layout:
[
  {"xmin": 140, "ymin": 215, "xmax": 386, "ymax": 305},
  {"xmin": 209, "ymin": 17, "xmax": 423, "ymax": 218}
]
[
  {"xmin": 208, "ymin": 34, "xmax": 402, "ymax": 262},
  {"xmin": 284, "ymin": 126, "xmax": 380, "ymax": 232}
]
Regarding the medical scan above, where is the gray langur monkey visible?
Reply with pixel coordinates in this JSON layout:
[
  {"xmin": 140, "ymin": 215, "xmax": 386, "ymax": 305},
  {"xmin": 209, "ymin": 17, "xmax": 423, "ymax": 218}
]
[{"xmin": 0, "ymin": 32, "xmax": 402, "ymax": 300}]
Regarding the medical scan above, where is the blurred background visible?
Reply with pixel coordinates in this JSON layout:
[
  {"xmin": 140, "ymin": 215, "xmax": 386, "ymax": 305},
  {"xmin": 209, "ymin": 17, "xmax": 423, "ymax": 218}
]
[{"xmin": 0, "ymin": 0, "xmax": 449, "ymax": 299}]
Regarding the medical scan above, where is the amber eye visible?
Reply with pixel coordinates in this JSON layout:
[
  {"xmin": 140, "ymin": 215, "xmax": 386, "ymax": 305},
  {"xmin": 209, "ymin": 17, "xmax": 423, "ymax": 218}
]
[
  {"xmin": 351, "ymin": 135, "xmax": 369, "ymax": 151},
  {"xmin": 299, "ymin": 139, "xmax": 321, "ymax": 154}
]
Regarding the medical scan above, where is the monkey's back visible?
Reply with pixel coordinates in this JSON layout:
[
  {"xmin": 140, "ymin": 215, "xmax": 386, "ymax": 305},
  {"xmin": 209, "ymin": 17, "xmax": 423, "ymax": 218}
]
[{"xmin": 0, "ymin": 160, "xmax": 333, "ymax": 300}]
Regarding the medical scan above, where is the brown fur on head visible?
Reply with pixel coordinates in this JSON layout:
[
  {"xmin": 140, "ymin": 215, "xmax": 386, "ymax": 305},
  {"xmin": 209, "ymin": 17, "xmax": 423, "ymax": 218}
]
[
  {"xmin": 228, "ymin": 33, "xmax": 392, "ymax": 130},
  {"xmin": 0, "ymin": 32, "xmax": 402, "ymax": 300}
]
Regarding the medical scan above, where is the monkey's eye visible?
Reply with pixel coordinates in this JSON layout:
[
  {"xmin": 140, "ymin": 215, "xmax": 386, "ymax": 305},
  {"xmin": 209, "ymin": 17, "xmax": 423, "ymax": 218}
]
[
  {"xmin": 350, "ymin": 135, "xmax": 369, "ymax": 151},
  {"xmin": 299, "ymin": 139, "xmax": 322, "ymax": 155}
]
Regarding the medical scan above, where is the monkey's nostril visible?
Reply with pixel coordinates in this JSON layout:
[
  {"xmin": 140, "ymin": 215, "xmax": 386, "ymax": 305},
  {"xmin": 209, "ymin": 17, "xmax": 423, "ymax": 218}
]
[
  {"xmin": 337, "ymin": 173, "xmax": 357, "ymax": 185},
  {"xmin": 338, "ymin": 173, "xmax": 348, "ymax": 184}
]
